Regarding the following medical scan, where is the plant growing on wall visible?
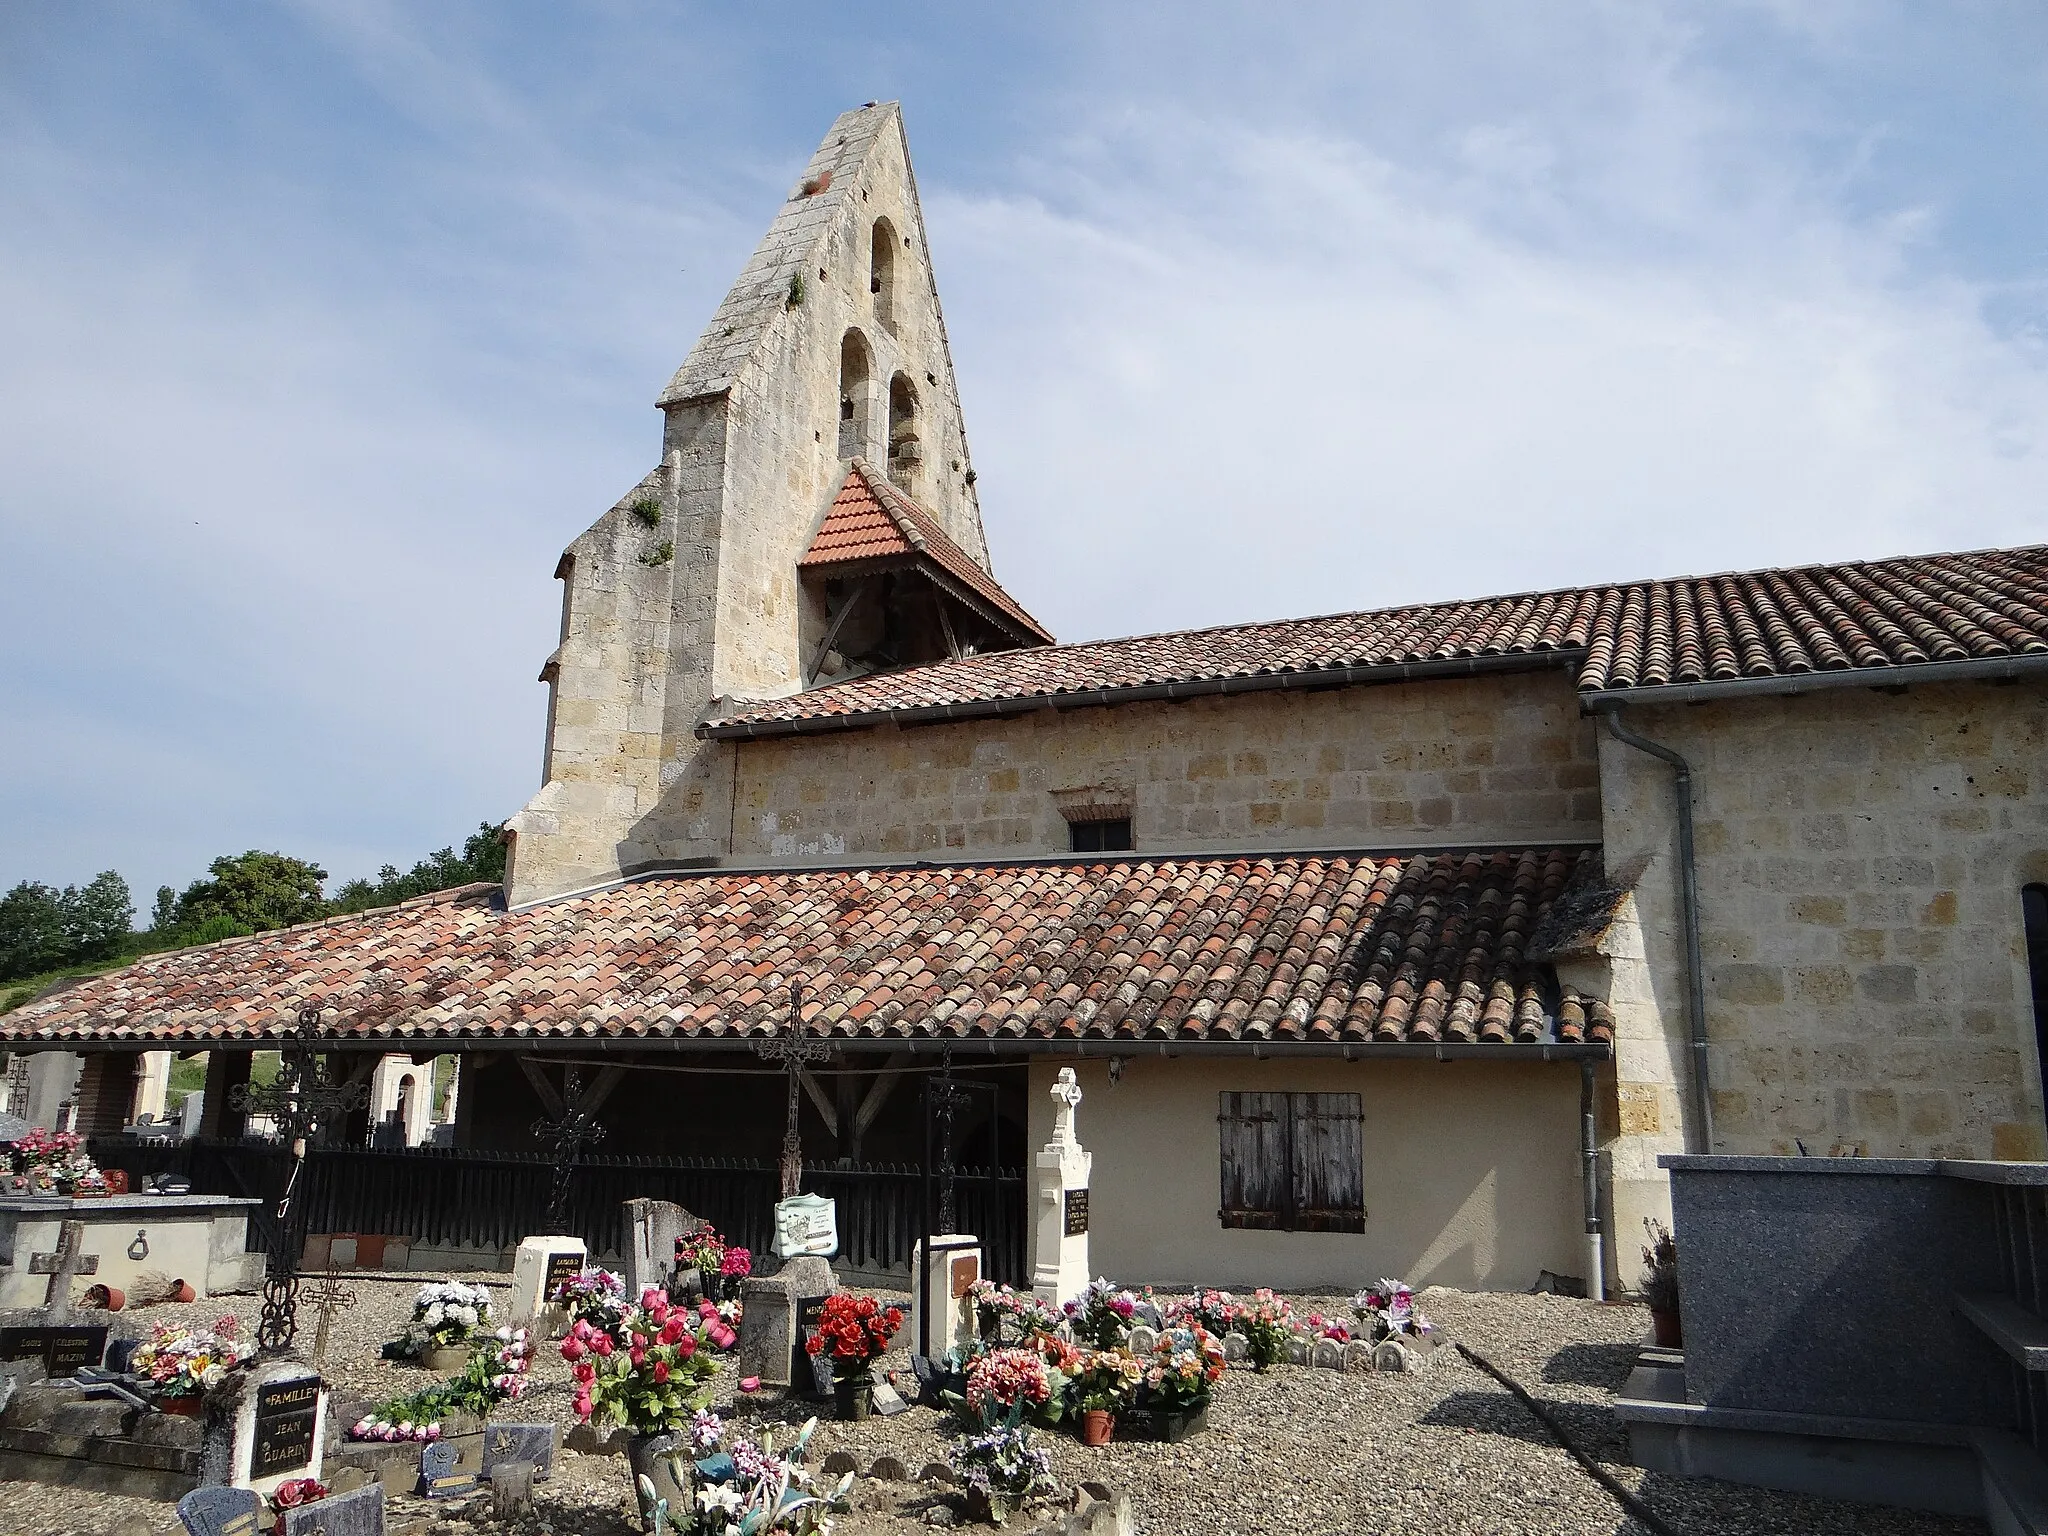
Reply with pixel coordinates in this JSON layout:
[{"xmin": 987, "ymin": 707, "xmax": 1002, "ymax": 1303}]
[
  {"xmin": 640, "ymin": 540, "xmax": 674, "ymax": 568},
  {"xmin": 629, "ymin": 495, "xmax": 662, "ymax": 528},
  {"xmin": 787, "ymin": 270, "xmax": 806, "ymax": 307}
]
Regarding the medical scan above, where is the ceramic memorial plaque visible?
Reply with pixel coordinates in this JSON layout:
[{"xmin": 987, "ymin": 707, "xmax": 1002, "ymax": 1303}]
[
  {"xmin": 282, "ymin": 1481, "xmax": 383, "ymax": 1536},
  {"xmin": 1222, "ymin": 1331, "xmax": 1250, "ymax": 1363},
  {"xmin": 481, "ymin": 1421, "xmax": 556, "ymax": 1480},
  {"xmin": 1311, "ymin": 1338, "xmax": 1343, "ymax": 1370},
  {"xmin": 1127, "ymin": 1324, "xmax": 1159, "ymax": 1355},
  {"xmin": 1340, "ymin": 1340, "xmax": 1375, "ymax": 1374},
  {"xmin": 177, "ymin": 1486, "xmax": 263, "ymax": 1536},
  {"xmin": 1286, "ymin": 1336, "xmax": 1310, "ymax": 1366},
  {"xmin": 419, "ymin": 1438, "xmax": 478, "ymax": 1498},
  {"xmin": 869, "ymin": 1376, "xmax": 908, "ymax": 1416}
]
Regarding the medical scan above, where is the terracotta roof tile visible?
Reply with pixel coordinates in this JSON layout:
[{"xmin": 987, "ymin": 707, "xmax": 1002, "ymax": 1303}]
[
  {"xmin": 801, "ymin": 463, "xmax": 1054, "ymax": 645},
  {"xmin": 711, "ymin": 544, "xmax": 2048, "ymax": 733},
  {"xmin": 0, "ymin": 852, "xmax": 1605, "ymax": 1052}
]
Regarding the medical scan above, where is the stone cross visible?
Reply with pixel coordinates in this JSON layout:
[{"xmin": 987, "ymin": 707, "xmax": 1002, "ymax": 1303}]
[
  {"xmin": 29, "ymin": 1220, "xmax": 98, "ymax": 1320},
  {"xmin": 529, "ymin": 1066, "xmax": 608, "ymax": 1233},
  {"xmin": 1050, "ymin": 1067, "xmax": 1083, "ymax": 1147},
  {"xmin": 752, "ymin": 981, "xmax": 829, "ymax": 1198}
]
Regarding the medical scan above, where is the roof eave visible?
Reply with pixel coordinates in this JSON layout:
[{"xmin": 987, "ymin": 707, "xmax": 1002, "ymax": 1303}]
[
  {"xmin": 1580, "ymin": 651, "xmax": 2048, "ymax": 709},
  {"xmin": 700, "ymin": 648, "xmax": 1586, "ymax": 740}
]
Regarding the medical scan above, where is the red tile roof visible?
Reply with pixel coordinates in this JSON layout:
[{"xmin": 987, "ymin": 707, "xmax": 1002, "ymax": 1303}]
[
  {"xmin": 801, "ymin": 463, "xmax": 1055, "ymax": 646},
  {"xmin": 0, "ymin": 851, "xmax": 1610, "ymax": 1052},
  {"xmin": 711, "ymin": 544, "xmax": 2048, "ymax": 735}
]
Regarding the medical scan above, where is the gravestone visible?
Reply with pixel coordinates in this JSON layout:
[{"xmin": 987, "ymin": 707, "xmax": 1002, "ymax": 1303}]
[
  {"xmin": 1340, "ymin": 1340, "xmax": 1375, "ymax": 1374},
  {"xmin": 282, "ymin": 1482, "xmax": 383, "ymax": 1536},
  {"xmin": 1221, "ymin": 1332, "xmax": 1250, "ymax": 1364},
  {"xmin": 1286, "ymin": 1337, "xmax": 1310, "ymax": 1366},
  {"xmin": 870, "ymin": 1377, "xmax": 908, "ymax": 1416},
  {"xmin": 1127, "ymin": 1324, "xmax": 1159, "ymax": 1356},
  {"xmin": 177, "ymin": 1485, "xmax": 263, "ymax": 1536},
  {"xmin": 736, "ymin": 1258, "xmax": 835, "ymax": 1389},
  {"xmin": 1311, "ymin": 1338, "xmax": 1342, "ymax": 1370},
  {"xmin": 481, "ymin": 1421, "xmax": 556, "ymax": 1480},
  {"xmin": 794, "ymin": 1291, "xmax": 833, "ymax": 1397},
  {"xmin": 622, "ymin": 1199, "xmax": 701, "ymax": 1299},
  {"xmin": 417, "ymin": 1439, "xmax": 476, "ymax": 1499},
  {"xmin": 230, "ymin": 1362, "xmax": 327, "ymax": 1496},
  {"xmin": 508, "ymin": 1236, "xmax": 585, "ymax": 1329},
  {"xmin": 1031, "ymin": 1069, "xmax": 1092, "ymax": 1311},
  {"xmin": 909, "ymin": 1236, "xmax": 979, "ymax": 1359},
  {"xmin": 0, "ymin": 1320, "xmax": 108, "ymax": 1377}
]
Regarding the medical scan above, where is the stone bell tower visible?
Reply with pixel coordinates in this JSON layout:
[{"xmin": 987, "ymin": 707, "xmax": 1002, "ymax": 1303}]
[{"xmin": 506, "ymin": 103, "xmax": 1008, "ymax": 905}]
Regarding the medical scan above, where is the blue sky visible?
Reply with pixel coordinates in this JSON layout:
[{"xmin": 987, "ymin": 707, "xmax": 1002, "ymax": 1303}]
[{"xmin": 3, "ymin": 1, "xmax": 2046, "ymax": 906}]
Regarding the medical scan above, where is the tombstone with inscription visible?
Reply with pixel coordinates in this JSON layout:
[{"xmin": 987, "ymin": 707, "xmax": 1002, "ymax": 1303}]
[
  {"xmin": 909, "ymin": 1236, "xmax": 981, "ymax": 1360},
  {"xmin": 480, "ymin": 1421, "xmax": 556, "ymax": 1480},
  {"xmin": 734, "ymin": 1255, "xmax": 836, "ymax": 1389},
  {"xmin": 0, "ymin": 1316, "xmax": 110, "ymax": 1378},
  {"xmin": 1031, "ymin": 1068, "xmax": 1092, "ymax": 1310},
  {"xmin": 229, "ymin": 1361, "xmax": 327, "ymax": 1496},
  {"xmin": 282, "ymin": 1481, "xmax": 383, "ymax": 1536},
  {"xmin": 622, "ymin": 1199, "xmax": 700, "ymax": 1300},
  {"xmin": 177, "ymin": 1485, "xmax": 264, "ymax": 1536},
  {"xmin": 509, "ymin": 1236, "xmax": 585, "ymax": 1330},
  {"xmin": 417, "ymin": 1438, "xmax": 477, "ymax": 1499}
]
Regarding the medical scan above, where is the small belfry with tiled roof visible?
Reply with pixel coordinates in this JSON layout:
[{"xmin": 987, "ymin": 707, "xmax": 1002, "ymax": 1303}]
[{"xmin": 508, "ymin": 102, "xmax": 1044, "ymax": 905}]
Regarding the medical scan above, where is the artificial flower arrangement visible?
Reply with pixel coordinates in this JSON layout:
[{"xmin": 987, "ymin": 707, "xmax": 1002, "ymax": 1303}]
[
  {"xmin": 267, "ymin": 1477, "xmax": 329, "ymax": 1535},
  {"xmin": 552, "ymin": 1267, "xmax": 630, "ymax": 1337},
  {"xmin": 1139, "ymin": 1325, "xmax": 1225, "ymax": 1413},
  {"xmin": 132, "ymin": 1314, "xmax": 244, "ymax": 1400},
  {"xmin": 1064, "ymin": 1278, "xmax": 1140, "ymax": 1349},
  {"xmin": 969, "ymin": 1281, "xmax": 1064, "ymax": 1349},
  {"xmin": 3, "ymin": 1129, "xmax": 106, "ymax": 1195},
  {"xmin": 563, "ymin": 1285, "xmax": 722, "ymax": 1434},
  {"xmin": 803, "ymin": 1291, "xmax": 903, "ymax": 1384},
  {"xmin": 348, "ymin": 1327, "xmax": 534, "ymax": 1440},
  {"xmin": 390, "ymin": 1280, "xmax": 495, "ymax": 1359},
  {"xmin": 1069, "ymin": 1348, "xmax": 1143, "ymax": 1417},
  {"xmin": 1350, "ymin": 1278, "xmax": 1432, "ymax": 1342},
  {"xmin": 636, "ymin": 1412, "xmax": 854, "ymax": 1536},
  {"xmin": 963, "ymin": 1347, "xmax": 1052, "ymax": 1425},
  {"xmin": 1163, "ymin": 1287, "xmax": 1243, "ymax": 1338},
  {"xmin": 1234, "ymin": 1289, "xmax": 1296, "ymax": 1369},
  {"xmin": 1301, "ymin": 1311, "xmax": 1353, "ymax": 1343},
  {"xmin": 951, "ymin": 1404, "xmax": 1056, "ymax": 1525}
]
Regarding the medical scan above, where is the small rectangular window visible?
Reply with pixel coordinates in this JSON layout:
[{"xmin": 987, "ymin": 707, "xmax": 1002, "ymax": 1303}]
[
  {"xmin": 1069, "ymin": 817, "xmax": 1133, "ymax": 853},
  {"xmin": 1218, "ymin": 1091, "xmax": 1365, "ymax": 1233}
]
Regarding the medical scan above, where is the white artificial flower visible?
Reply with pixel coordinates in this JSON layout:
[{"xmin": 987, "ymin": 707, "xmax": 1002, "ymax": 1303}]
[{"xmin": 697, "ymin": 1485, "xmax": 742, "ymax": 1515}]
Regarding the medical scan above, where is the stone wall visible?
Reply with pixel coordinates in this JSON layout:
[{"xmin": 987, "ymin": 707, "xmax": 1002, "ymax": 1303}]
[
  {"xmin": 1596, "ymin": 678, "xmax": 2048, "ymax": 1277},
  {"xmin": 729, "ymin": 669, "xmax": 1602, "ymax": 861}
]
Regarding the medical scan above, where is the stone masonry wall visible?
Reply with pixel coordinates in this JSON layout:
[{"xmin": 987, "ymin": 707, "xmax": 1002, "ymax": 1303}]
[
  {"xmin": 1597, "ymin": 678, "xmax": 2048, "ymax": 1274},
  {"xmin": 729, "ymin": 669, "xmax": 1602, "ymax": 860}
]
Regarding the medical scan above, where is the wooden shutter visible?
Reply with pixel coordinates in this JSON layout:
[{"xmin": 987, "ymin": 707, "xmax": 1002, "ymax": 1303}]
[
  {"xmin": 1289, "ymin": 1093, "xmax": 1365, "ymax": 1233},
  {"xmin": 1217, "ymin": 1092, "xmax": 1290, "ymax": 1230}
]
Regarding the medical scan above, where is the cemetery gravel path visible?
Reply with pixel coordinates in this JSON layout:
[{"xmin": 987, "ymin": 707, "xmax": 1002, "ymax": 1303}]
[{"xmin": 0, "ymin": 1276, "xmax": 1989, "ymax": 1536}]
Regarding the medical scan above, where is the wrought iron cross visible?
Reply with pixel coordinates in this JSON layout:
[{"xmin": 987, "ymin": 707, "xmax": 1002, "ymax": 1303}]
[
  {"xmin": 752, "ymin": 981, "xmax": 829, "ymax": 1198},
  {"xmin": 306, "ymin": 1268, "xmax": 357, "ymax": 1371},
  {"xmin": 228, "ymin": 1006, "xmax": 369, "ymax": 1354},
  {"xmin": 530, "ymin": 1065, "xmax": 608, "ymax": 1233},
  {"xmin": 930, "ymin": 1044, "xmax": 975, "ymax": 1234}
]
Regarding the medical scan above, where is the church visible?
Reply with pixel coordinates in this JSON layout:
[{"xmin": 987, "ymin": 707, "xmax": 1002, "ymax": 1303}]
[{"xmin": 7, "ymin": 103, "xmax": 2048, "ymax": 1297}]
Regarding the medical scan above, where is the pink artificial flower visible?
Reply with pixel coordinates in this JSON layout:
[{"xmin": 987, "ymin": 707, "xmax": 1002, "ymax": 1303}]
[
  {"xmin": 560, "ymin": 1337, "xmax": 586, "ymax": 1362},
  {"xmin": 572, "ymin": 1361, "xmax": 596, "ymax": 1385},
  {"xmin": 659, "ymin": 1319, "xmax": 685, "ymax": 1345},
  {"xmin": 591, "ymin": 1334, "xmax": 613, "ymax": 1357},
  {"xmin": 629, "ymin": 1347, "xmax": 646, "ymax": 1368},
  {"xmin": 739, "ymin": 1376, "xmax": 760, "ymax": 1393},
  {"xmin": 652, "ymin": 1359, "xmax": 669, "ymax": 1384}
]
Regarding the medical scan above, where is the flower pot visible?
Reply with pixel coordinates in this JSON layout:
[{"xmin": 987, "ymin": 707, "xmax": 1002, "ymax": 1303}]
[
  {"xmin": 172, "ymin": 1279, "xmax": 196, "ymax": 1304},
  {"xmin": 1650, "ymin": 1307, "xmax": 1683, "ymax": 1350},
  {"xmin": 84, "ymin": 1284, "xmax": 124, "ymax": 1312},
  {"xmin": 422, "ymin": 1344, "xmax": 472, "ymax": 1373},
  {"xmin": 1077, "ymin": 1409, "xmax": 1114, "ymax": 1446},
  {"xmin": 158, "ymin": 1394, "xmax": 203, "ymax": 1417},
  {"xmin": 834, "ymin": 1373, "xmax": 873, "ymax": 1421},
  {"xmin": 626, "ymin": 1430, "xmax": 689, "ymax": 1532}
]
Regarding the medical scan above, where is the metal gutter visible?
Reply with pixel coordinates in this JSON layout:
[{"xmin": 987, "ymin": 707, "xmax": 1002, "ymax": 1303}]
[
  {"xmin": 699, "ymin": 650, "xmax": 1584, "ymax": 741},
  {"xmin": 1600, "ymin": 708, "xmax": 1713, "ymax": 1154},
  {"xmin": 1580, "ymin": 652, "xmax": 2048, "ymax": 709}
]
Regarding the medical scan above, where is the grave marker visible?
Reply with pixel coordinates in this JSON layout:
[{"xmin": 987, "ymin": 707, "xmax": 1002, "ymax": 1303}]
[
  {"xmin": 282, "ymin": 1481, "xmax": 383, "ymax": 1536},
  {"xmin": 1031, "ymin": 1068, "xmax": 1092, "ymax": 1310},
  {"xmin": 509, "ymin": 1236, "xmax": 585, "ymax": 1329},
  {"xmin": 0, "ymin": 1322, "xmax": 107, "ymax": 1377},
  {"xmin": 481, "ymin": 1421, "xmax": 556, "ymax": 1480},
  {"xmin": 29, "ymin": 1221, "xmax": 98, "ymax": 1319},
  {"xmin": 177, "ymin": 1485, "xmax": 263, "ymax": 1536},
  {"xmin": 229, "ymin": 1362, "xmax": 327, "ymax": 1495},
  {"xmin": 418, "ymin": 1438, "xmax": 477, "ymax": 1499}
]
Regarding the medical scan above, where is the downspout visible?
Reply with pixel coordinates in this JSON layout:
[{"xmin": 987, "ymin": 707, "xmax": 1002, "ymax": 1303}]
[
  {"xmin": 1601, "ymin": 708, "xmax": 1713, "ymax": 1153},
  {"xmin": 1580, "ymin": 1058, "xmax": 1604, "ymax": 1301}
]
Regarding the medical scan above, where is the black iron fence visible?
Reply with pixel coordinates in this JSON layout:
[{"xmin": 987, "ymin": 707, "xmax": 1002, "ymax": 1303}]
[{"xmin": 90, "ymin": 1137, "xmax": 1026, "ymax": 1284}]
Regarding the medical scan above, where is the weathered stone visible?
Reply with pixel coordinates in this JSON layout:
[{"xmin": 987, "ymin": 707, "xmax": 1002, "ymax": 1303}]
[
  {"xmin": 870, "ymin": 1454, "xmax": 908, "ymax": 1481},
  {"xmin": 821, "ymin": 1450, "xmax": 860, "ymax": 1477},
  {"xmin": 490, "ymin": 1458, "xmax": 537, "ymax": 1521},
  {"xmin": 917, "ymin": 1461, "xmax": 955, "ymax": 1485}
]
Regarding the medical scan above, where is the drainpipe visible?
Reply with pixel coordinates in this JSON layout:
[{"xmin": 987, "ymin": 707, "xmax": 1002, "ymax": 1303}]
[
  {"xmin": 1580, "ymin": 1058, "xmax": 1604, "ymax": 1301},
  {"xmin": 1601, "ymin": 708, "xmax": 1713, "ymax": 1154}
]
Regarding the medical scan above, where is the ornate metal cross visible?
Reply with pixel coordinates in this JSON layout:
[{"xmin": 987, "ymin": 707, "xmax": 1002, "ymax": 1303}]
[
  {"xmin": 752, "ymin": 981, "xmax": 829, "ymax": 1198},
  {"xmin": 228, "ymin": 1006, "xmax": 370, "ymax": 1354},
  {"xmin": 530, "ymin": 1065, "xmax": 608, "ymax": 1233},
  {"xmin": 306, "ymin": 1268, "xmax": 357, "ymax": 1371},
  {"xmin": 930, "ymin": 1045, "xmax": 976, "ymax": 1234}
]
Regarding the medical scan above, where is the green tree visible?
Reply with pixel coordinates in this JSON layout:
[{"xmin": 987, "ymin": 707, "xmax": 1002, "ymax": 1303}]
[
  {"xmin": 60, "ymin": 871, "xmax": 132, "ymax": 961},
  {"xmin": 170, "ymin": 851, "xmax": 329, "ymax": 934},
  {"xmin": 0, "ymin": 883, "xmax": 67, "ymax": 981},
  {"xmin": 330, "ymin": 822, "xmax": 507, "ymax": 914},
  {"xmin": 150, "ymin": 885, "xmax": 178, "ymax": 932}
]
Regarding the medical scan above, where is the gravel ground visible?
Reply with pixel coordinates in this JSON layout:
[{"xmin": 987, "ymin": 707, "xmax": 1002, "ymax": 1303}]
[{"xmin": 0, "ymin": 1276, "xmax": 1990, "ymax": 1536}]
